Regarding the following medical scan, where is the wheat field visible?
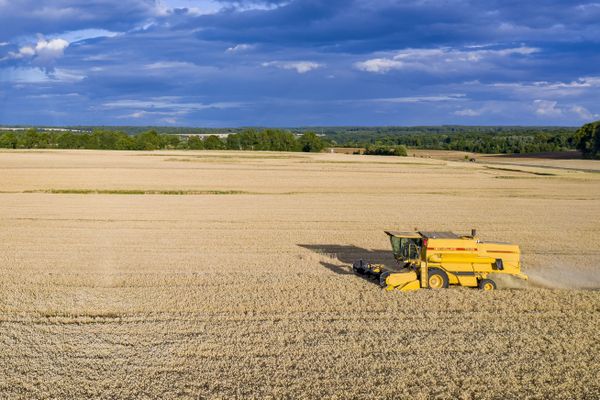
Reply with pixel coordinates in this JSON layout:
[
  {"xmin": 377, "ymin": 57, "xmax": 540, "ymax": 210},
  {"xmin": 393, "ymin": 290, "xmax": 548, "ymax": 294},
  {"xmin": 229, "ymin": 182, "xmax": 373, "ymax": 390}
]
[{"xmin": 0, "ymin": 150, "xmax": 599, "ymax": 399}]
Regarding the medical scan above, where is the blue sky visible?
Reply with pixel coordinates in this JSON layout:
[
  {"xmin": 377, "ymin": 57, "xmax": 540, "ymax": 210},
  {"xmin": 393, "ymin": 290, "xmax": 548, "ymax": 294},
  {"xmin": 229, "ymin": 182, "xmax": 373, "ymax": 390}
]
[{"xmin": 0, "ymin": 0, "xmax": 599, "ymax": 127}]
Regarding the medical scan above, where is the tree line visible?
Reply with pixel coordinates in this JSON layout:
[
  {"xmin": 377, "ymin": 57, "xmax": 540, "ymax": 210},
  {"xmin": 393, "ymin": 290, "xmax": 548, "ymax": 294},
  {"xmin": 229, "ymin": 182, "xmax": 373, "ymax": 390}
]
[
  {"xmin": 327, "ymin": 129, "xmax": 578, "ymax": 154},
  {"xmin": 0, "ymin": 122, "xmax": 597, "ymax": 157},
  {"xmin": 0, "ymin": 129, "xmax": 327, "ymax": 152}
]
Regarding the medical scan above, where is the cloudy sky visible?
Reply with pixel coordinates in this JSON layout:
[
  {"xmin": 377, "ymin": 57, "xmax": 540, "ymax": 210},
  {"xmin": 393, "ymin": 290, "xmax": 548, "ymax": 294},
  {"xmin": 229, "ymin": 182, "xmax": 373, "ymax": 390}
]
[{"xmin": 0, "ymin": 0, "xmax": 599, "ymax": 127}]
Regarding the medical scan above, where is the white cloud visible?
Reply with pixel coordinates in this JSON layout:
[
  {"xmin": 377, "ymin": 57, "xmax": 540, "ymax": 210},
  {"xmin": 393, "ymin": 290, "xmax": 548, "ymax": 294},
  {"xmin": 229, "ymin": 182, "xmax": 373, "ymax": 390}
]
[
  {"xmin": 35, "ymin": 38, "xmax": 69, "ymax": 63},
  {"xmin": 83, "ymin": 54, "xmax": 114, "ymax": 62},
  {"xmin": 533, "ymin": 100, "xmax": 598, "ymax": 120},
  {"xmin": 51, "ymin": 68, "xmax": 86, "ymax": 82},
  {"xmin": 144, "ymin": 61, "xmax": 195, "ymax": 69},
  {"xmin": 355, "ymin": 45, "xmax": 540, "ymax": 73},
  {"xmin": 0, "ymin": 67, "xmax": 50, "ymax": 83},
  {"xmin": 156, "ymin": 0, "xmax": 288, "ymax": 16},
  {"xmin": 0, "ymin": 66, "xmax": 84, "ymax": 83},
  {"xmin": 570, "ymin": 105, "xmax": 595, "ymax": 120},
  {"xmin": 354, "ymin": 58, "xmax": 404, "ymax": 73},
  {"xmin": 262, "ymin": 60, "xmax": 322, "ymax": 74},
  {"xmin": 372, "ymin": 94, "xmax": 466, "ymax": 103},
  {"xmin": 52, "ymin": 29, "xmax": 119, "ymax": 44},
  {"xmin": 105, "ymin": 98, "xmax": 244, "ymax": 114},
  {"xmin": 142, "ymin": 61, "xmax": 218, "ymax": 75},
  {"xmin": 575, "ymin": 2, "xmax": 600, "ymax": 12},
  {"xmin": 128, "ymin": 111, "xmax": 147, "ymax": 118},
  {"xmin": 226, "ymin": 44, "xmax": 254, "ymax": 53},
  {"xmin": 480, "ymin": 46, "xmax": 538, "ymax": 57},
  {"xmin": 13, "ymin": 46, "xmax": 36, "ymax": 58},
  {"xmin": 26, "ymin": 92, "xmax": 81, "ymax": 99},
  {"xmin": 533, "ymin": 100, "xmax": 562, "ymax": 116},
  {"xmin": 6, "ymin": 38, "xmax": 69, "ymax": 64},
  {"xmin": 490, "ymin": 76, "xmax": 600, "ymax": 97},
  {"xmin": 454, "ymin": 108, "xmax": 481, "ymax": 117},
  {"xmin": 155, "ymin": 0, "xmax": 222, "ymax": 16},
  {"xmin": 581, "ymin": 76, "xmax": 600, "ymax": 86},
  {"xmin": 119, "ymin": 109, "xmax": 186, "ymax": 119}
]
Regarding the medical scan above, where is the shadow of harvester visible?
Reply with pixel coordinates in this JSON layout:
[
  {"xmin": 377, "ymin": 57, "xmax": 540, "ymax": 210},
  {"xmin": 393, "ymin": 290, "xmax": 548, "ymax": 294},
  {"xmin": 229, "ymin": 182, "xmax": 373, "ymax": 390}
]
[{"xmin": 298, "ymin": 244, "xmax": 399, "ymax": 285}]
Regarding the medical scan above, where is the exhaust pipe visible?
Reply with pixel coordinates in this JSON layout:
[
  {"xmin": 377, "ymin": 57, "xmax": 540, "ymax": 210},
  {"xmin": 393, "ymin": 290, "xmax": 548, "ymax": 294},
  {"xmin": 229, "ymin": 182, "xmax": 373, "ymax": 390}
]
[{"xmin": 471, "ymin": 228, "xmax": 477, "ymax": 237}]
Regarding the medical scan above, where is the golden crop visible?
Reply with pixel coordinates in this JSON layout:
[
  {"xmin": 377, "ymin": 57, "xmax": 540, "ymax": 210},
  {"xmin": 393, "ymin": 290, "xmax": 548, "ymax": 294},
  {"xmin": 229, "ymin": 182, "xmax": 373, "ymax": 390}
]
[{"xmin": 0, "ymin": 149, "xmax": 598, "ymax": 399}]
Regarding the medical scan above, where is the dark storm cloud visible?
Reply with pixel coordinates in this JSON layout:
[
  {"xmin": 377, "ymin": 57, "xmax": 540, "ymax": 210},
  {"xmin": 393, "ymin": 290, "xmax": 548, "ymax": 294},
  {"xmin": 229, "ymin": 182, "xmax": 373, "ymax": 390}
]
[
  {"xmin": 0, "ymin": 0, "xmax": 599, "ymax": 126},
  {"xmin": 0, "ymin": 0, "xmax": 157, "ymax": 41}
]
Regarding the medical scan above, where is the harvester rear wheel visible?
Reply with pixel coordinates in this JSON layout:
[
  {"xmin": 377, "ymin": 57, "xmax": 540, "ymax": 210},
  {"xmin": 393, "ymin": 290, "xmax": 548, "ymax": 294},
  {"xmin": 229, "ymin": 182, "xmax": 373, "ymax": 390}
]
[
  {"xmin": 427, "ymin": 269, "xmax": 448, "ymax": 289},
  {"xmin": 478, "ymin": 279, "xmax": 497, "ymax": 291}
]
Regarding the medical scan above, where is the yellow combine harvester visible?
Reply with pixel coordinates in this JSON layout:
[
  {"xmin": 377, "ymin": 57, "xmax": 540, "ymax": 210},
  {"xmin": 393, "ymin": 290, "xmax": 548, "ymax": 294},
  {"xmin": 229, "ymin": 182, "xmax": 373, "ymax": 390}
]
[{"xmin": 352, "ymin": 230, "xmax": 527, "ymax": 291}]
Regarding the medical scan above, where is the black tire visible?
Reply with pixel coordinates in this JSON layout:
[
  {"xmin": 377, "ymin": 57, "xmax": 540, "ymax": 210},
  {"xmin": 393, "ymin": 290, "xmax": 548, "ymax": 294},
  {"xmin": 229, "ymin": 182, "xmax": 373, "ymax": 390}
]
[
  {"xmin": 427, "ymin": 268, "xmax": 448, "ymax": 289},
  {"xmin": 352, "ymin": 260, "xmax": 364, "ymax": 275},
  {"xmin": 478, "ymin": 278, "xmax": 497, "ymax": 291},
  {"xmin": 379, "ymin": 271, "xmax": 390, "ymax": 287}
]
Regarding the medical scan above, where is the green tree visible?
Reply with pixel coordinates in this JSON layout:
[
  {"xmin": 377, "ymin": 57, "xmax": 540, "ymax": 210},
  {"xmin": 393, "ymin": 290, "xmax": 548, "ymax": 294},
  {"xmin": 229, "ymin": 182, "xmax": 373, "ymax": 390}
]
[
  {"xmin": 574, "ymin": 120, "xmax": 600, "ymax": 159},
  {"xmin": 298, "ymin": 132, "xmax": 325, "ymax": 152},
  {"xmin": 56, "ymin": 132, "xmax": 79, "ymax": 149},
  {"xmin": 226, "ymin": 134, "xmax": 242, "ymax": 150},
  {"xmin": 393, "ymin": 145, "xmax": 408, "ymax": 156},
  {"xmin": 203, "ymin": 135, "xmax": 225, "ymax": 150},
  {"xmin": 94, "ymin": 130, "xmax": 120, "ymax": 149},
  {"xmin": 365, "ymin": 144, "xmax": 407, "ymax": 156},
  {"xmin": 162, "ymin": 134, "xmax": 181, "ymax": 149},
  {"xmin": 134, "ymin": 130, "xmax": 161, "ymax": 150},
  {"xmin": 187, "ymin": 136, "xmax": 204, "ymax": 150},
  {"xmin": 18, "ymin": 129, "xmax": 41, "ymax": 148},
  {"xmin": 238, "ymin": 129, "xmax": 260, "ymax": 150},
  {"xmin": 114, "ymin": 135, "xmax": 135, "ymax": 150},
  {"xmin": 0, "ymin": 132, "xmax": 18, "ymax": 149},
  {"xmin": 258, "ymin": 129, "xmax": 297, "ymax": 151}
]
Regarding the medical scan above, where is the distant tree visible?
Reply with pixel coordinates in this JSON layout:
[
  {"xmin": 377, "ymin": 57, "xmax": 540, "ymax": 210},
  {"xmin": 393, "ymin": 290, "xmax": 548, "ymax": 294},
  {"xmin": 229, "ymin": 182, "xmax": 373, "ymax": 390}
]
[
  {"xmin": 203, "ymin": 135, "xmax": 225, "ymax": 150},
  {"xmin": 19, "ymin": 129, "xmax": 41, "ymax": 148},
  {"xmin": 92, "ymin": 130, "xmax": 121, "ymax": 149},
  {"xmin": 226, "ymin": 134, "xmax": 242, "ymax": 150},
  {"xmin": 0, "ymin": 132, "xmax": 18, "ymax": 149},
  {"xmin": 114, "ymin": 135, "xmax": 135, "ymax": 150},
  {"xmin": 298, "ymin": 132, "xmax": 325, "ymax": 152},
  {"xmin": 161, "ymin": 134, "xmax": 181, "ymax": 149},
  {"xmin": 56, "ymin": 132, "xmax": 79, "ymax": 149},
  {"xmin": 259, "ymin": 129, "xmax": 297, "ymax": 151},
  {"xmin": 187, "ymin": 136, "xmax": 204, "ymax": 150},
  {"xmin": 574, "ymin": 120, "xmax": 600, "ymax": 159},
  {"xmin": 238, "ymin": 129, "xmax": 260, "ymax": 150},
  {"xmin": 364, "ymin": 144, "xmax": 407, "ymax": 156},
  {"xmin": 394, "ymin": 145, "xmax": 408, "ymax": 156},
  {"xmin": 134, "ymin": 130, "xmax": 161, "ymax": 150}
]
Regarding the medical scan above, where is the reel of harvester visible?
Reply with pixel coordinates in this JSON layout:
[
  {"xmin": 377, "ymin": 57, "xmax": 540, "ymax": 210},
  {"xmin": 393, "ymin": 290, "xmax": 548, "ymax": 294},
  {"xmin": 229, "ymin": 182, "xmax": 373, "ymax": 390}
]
[{"xmin": 352, "ymin": 260, "xmax": 387, "ymax": 286}]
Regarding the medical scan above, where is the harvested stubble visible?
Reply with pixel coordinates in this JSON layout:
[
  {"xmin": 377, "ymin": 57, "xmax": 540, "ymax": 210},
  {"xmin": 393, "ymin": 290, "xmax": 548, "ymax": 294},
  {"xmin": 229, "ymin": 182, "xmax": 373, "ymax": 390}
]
[{"xmin": 0, "ymin": 149, "xmax": 599, "ymax": 399}]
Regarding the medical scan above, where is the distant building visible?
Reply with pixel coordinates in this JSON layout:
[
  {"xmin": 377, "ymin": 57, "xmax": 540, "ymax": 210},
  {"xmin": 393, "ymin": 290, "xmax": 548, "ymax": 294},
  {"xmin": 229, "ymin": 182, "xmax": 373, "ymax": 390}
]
[{"xmin": 0, "ymin": 127, "xmax": 90, "ymax": 133}]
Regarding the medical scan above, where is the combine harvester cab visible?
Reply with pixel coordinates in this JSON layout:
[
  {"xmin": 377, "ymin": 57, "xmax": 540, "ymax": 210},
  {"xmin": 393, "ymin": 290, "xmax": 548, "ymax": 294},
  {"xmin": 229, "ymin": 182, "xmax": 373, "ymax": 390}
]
[{"xmin": 353, "ymin": 230, "xmax": 528, "ymax": 292}]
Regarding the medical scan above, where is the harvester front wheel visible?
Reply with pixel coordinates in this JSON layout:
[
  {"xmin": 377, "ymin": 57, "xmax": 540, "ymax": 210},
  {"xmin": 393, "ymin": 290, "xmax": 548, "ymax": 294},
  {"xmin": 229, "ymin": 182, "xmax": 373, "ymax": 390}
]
[
  {"xmin": 427, "ymin": 269, "xmax": 448, "ymax": 289},
  {"xmin": 379, "ymin": 271, "xmax": 390, "ymax": 288},
  {"xmin": 478, "ymin": 279, "xmax": 497, "ymax": 291}
]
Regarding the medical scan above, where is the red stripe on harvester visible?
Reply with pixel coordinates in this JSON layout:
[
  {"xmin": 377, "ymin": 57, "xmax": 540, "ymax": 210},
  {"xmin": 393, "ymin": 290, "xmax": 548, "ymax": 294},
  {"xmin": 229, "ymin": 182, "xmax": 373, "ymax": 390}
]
[{"xmin": 427, "ymin": 247, "xmax": 477, "ymax": 251}]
